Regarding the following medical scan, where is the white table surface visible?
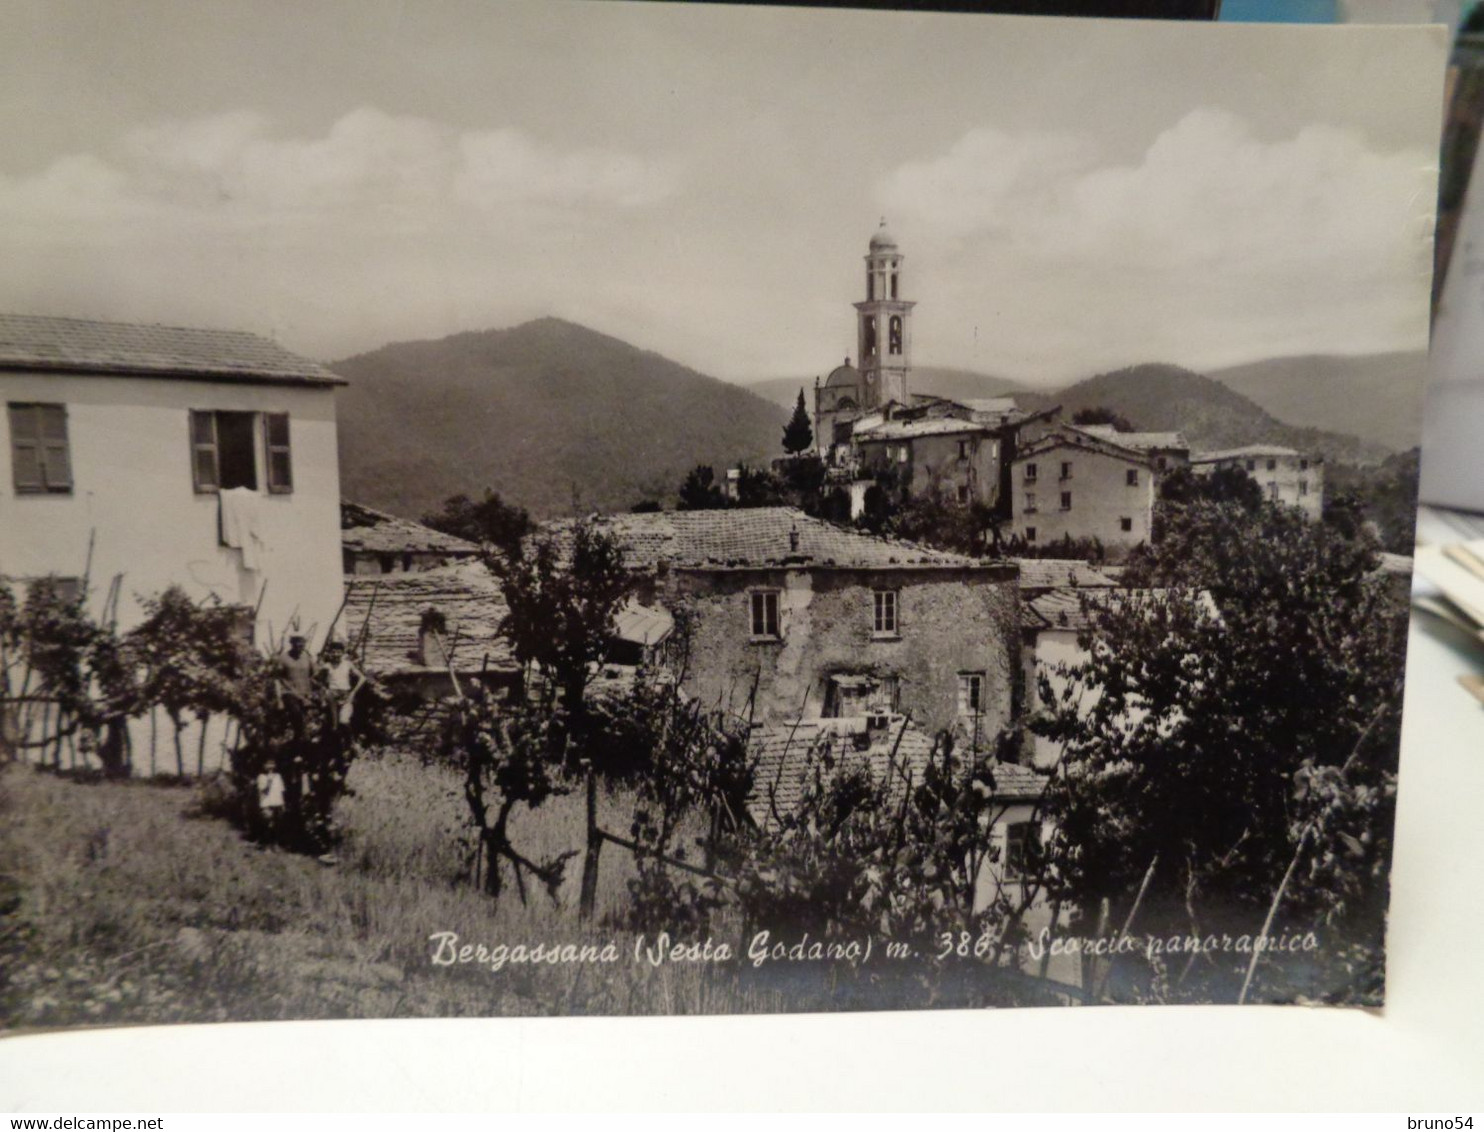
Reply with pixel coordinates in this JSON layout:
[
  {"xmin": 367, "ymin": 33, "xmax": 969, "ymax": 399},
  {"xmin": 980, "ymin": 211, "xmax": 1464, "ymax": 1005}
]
[{"xmin": 2, "ymin": 617, "xmax": 1482, "ymax": 1113}]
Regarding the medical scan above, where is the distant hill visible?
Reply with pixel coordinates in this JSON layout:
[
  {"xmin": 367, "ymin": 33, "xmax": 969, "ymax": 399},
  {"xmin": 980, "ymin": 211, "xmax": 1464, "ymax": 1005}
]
[
  {"xmin": 1041, "ymin": 363, "xmax": 1392, "ymax": 465},
  {"xmin": 333, "ymin": 318, "xmax": 788, "ymax": 519},
  {"xmin": 747, "ymin": 366, "xmax": 1030, "ymax": 411},
  {"xmin": 1207, "ymin": 352, "xmax": 1427, "ymax": 454}
]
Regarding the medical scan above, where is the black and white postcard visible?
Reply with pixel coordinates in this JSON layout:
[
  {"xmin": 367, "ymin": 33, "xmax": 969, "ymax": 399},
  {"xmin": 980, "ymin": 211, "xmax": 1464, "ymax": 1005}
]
[{"xmin": 0, "ymin": 1, "xmax": 1444, "ymax": 1030}]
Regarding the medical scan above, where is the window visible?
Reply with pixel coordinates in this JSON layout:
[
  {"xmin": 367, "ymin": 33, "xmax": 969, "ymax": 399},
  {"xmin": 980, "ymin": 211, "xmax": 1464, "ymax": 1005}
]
[
  {"xmin": 1245, "ymin": 460, "xmax": 1256, "ymax": 472},
  {"xmin": 1004, "ymin": 821, "xmax": 1040, "ymax": 880},
  {"xmin": 958, "ymin": 439, "xmax": 971, "ymax": 460},
  {"xmin": 1267, "ymin": 482, "xmax": 1279, "ymax": 501},
  {"xmin": 863, "ymin": 316, "xmax": 878, "ymax": 358},
  {"xmin": 191, "ymin": 410, "xmax": 258, "ymax": 492},
  {"xmin": 956, "ymin": 485, "xmax": 970, "ymax": 504},
  {"xmin": 1157, "ymin": 457, "xmax": 1168, "ymax": 471},
  {"xmin": 8, "ymin": 403, "xmax": 72, "ymax": 494},
  {"xmin": 890, "ymin": 271, "xmax": 898, "ymax": 300},
  {"xmin": 1025, "ymin": 527, "xmax": 1037, "ymax": 543},
  {"xmin": 958, "ymin": 672, "xmax": 985, "ymax": 717},
  {"xmin": 872, "ymin": 589, "xmax": 898, "ymax": 637},
  {"xmin": 1024, "ymin": 492, "xmax": 1037, "ymax": 513},
  {"xmin": 1266, "ymin": 458, "xmax": 1277, "ymax": 471},
  {"xmin": 1299, "ymin": 479, "xmax": 1309, "ymax": 496},
  {"xmin": 265, "ymin": 412, "xmax": 292, "ymax": 493},
  {"xmin": 897, "ymin": 445, "xmax": 909, "ymax": 465},
  {"xmin": 1060, "ymin": 461, "xmax": 1073, "ymax": 480},
  {"xmin": 1060, "ymin": 491, "xmax": 1072, "ymax": 511},
  {"xmin": 1300, "ymin": 458, "xmax": 1309, "ymax": 471},
  {"xmin": 191, "ymin": 410, "xmax": 292, "ymax": 494},
  {"xmin": 867, "ymin": 271, "xmax": 874, "ymax": 301},
  {"xmin": 888, "ymin": 315, "xmax": 903, "ymax": 356},
  {"xmin": 1024, "ymin": 462, "xmax": 1038, "ymax": 483},
  {"xmin": 1126, "ymin": 469, "xmax": 1139, "ymax": 486},
  {"xmin": 1120, "ymin": 517, "xmax": 1133, "ymax": 532},
  {"xmin": 750, "ymin": 590, "xmax": 780, "ymax": 639}
]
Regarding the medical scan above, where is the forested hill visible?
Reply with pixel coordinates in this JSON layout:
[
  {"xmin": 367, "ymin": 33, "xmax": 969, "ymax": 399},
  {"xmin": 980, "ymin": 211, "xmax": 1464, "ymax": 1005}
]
[
  {"xmin": 333, "ymin": 318, "xmax": 787, "ymax": 518},
  {"xmin": 1029, "ymin": 363, "xmax": 1393, "ymax": 465}
]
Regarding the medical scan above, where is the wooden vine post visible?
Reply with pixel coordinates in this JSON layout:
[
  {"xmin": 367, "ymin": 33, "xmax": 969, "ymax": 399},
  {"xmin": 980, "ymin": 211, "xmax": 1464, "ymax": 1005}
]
[{"xmin": 579, "ymin": 760, "xmax": 602, "ymax": 920}]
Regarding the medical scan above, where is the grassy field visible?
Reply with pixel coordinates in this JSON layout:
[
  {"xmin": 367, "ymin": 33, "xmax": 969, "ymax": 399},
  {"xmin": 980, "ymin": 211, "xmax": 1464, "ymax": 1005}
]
[
  {"xmin": 0, "ymin": 739, "xmax": 1059, "ymax": 1030},
  {"xmin": 0, "ymin": 750, "xmax": 759, "ymax": 1029},
  {"xmin": 4, "ymin": 749, "xmax": 1016, "ymax": 1031}
]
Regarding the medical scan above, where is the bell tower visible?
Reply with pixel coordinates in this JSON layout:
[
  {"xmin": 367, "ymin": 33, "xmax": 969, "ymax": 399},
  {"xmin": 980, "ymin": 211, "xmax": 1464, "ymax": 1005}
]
[{"xmin": 854, "ymin": 219, "xmax": 914, "ymax": 410}]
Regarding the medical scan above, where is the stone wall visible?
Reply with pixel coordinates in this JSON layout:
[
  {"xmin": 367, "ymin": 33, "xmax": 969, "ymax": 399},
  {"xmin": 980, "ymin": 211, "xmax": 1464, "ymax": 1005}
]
[{"xmin": 662, "ymin": 563, "xmax": 1020, "ymax": 739}]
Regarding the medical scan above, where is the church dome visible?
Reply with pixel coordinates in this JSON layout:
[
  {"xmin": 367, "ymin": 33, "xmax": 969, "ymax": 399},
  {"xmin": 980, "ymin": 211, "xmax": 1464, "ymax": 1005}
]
[
  {"xmin": 869, "ymin": 219, "xmax": 898, "ymax": 252},
  {"xmin": 826, "ymin": 358, "xmax": 860, "ymax": 387}
]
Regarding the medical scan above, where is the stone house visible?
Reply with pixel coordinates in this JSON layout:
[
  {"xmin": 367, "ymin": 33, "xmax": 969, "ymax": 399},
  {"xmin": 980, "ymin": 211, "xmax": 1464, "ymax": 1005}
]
[
  {"xmin": 341, "ymin": 500, "xmax": 480, "ymax": 576},
  {"xmin": 1009, "ymin": 425, "xmax": 1158, "ymax": 554},
  {"xmin": 1190, "ymin": 444, "xmax": 1324, "ymax": 520},
  {"xmin": 339, "ymin": 559, "xmax": 520, "ymax": 703},
  {"xmin": 544, "ymin": 507, "xmax": 1022, "ymax": 744}
]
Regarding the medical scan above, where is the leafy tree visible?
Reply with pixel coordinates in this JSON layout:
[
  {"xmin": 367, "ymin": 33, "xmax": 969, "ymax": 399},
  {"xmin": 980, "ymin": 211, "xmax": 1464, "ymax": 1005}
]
[
  {"xmin": 1157, "ymin": 464, "xmax": 1262, "ymax": 513},
  {"xmin": 1071, "ymin": 407, "xmax": 1136, "ymax": 432},
  {"xmin": 854, "ymin": 484, "xmax": 997, "ymax": 557},
  {"xmin": 676, "ymin": 465, "xmax": 728, "ymax": 511},
  {"xmin": 421, "ymin": 489, "xmax": 533, "ymax": 557},
  {"xmin": 782, "ymin": 389, "xmax": 814, "ymax": 455},
  {"xmin": 735, "ymin": 465, "xmax": 787, "ymax": 507},
  {"xmin": 488, "ymin": 519, "xmax": 634, "ymax": 760},
  {"xmin": 1032, "ymin": 498, "xmax": 1405, "ymax": 1003}
]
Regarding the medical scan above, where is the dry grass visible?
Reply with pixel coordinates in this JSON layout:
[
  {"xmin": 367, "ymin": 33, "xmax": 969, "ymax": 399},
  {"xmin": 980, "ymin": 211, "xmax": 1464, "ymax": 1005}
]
[
  {"xmin": 0, "ymin": 754, "xmax": 774, "ymax": 1030},
  {"xmin": 0, "ymin": 747, "xmax": 1040, "ymax": 1030}
]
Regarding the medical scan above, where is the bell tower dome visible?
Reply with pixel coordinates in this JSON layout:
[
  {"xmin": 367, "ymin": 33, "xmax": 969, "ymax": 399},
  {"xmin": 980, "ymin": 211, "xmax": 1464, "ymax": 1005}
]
[{"xmin": 853, "ymin": 218, "xmax": 914, "ymax": 410}]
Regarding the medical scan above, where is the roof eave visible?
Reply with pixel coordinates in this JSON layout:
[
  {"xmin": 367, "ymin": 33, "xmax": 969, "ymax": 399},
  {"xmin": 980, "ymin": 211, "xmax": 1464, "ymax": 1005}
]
[{"xmin": 0, "ymin": 360, "xmax": 347, "ymax": 387}]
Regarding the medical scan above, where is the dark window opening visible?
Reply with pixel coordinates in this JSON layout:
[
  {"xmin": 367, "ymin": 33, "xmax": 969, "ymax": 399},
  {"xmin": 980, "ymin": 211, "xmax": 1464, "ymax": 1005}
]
[
  {"xmin": 1025, "ymin": 527, "xmax": 1037, "ymax": 543},
  {"xmin": 1060, "ymin": 491, "xmax": 1072, "ymax": 511},
  {"xmin": 890, "ymin": 271, "xmax": 898, "ymax": 299},
  {"xmin": 867, "ymin": 271, "xmax": 875, "ymax": 300},
  {"xmin": 889, "ymin": 315, "xmax": 903, "ymax": 356},
  {"xmin": 1120, "ymin": 517, "xmax": 1133, "ymax": 532},
  {"xmin": 1126, "ymin": 469, "xmax": 1139, "ymax": 486},
  {"xmin": 864, "ymin": 316, "xmax": 877, "ymax": 358},
  {"xmin": 192, "ymin": 409, "xmax": 258, "ymax": 492},
  {"xmin": 750, "ymin": 590, "xmax": 780, "ymax": 639}
]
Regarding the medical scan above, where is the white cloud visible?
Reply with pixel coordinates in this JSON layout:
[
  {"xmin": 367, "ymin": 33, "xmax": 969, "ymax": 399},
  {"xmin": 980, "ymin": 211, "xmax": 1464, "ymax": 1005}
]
[
  {"xmin": 1, "ymin": 107, "xmax": 679, "ymax": 230},
  {"xmin": 877, "ymin": 109, "xmax": 1434, "ymax": 374}
]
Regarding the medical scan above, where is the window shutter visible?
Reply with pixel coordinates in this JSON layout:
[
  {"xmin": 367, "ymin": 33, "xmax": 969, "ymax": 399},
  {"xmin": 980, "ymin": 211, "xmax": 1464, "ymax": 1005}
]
[
  {"xmin": 265, "ymin": 412, "xmax": 293, "ymax": 493},
  {"xmin": 9, "ymin": 404, "xmax": 43, "ymax": 491},
  {"xmin": 191, "ymin": 410, "xmax": 219, "ymax": 492},
  {"xmin": 38, "ymin": 405, "xmax": 71, "ymax": 490}
]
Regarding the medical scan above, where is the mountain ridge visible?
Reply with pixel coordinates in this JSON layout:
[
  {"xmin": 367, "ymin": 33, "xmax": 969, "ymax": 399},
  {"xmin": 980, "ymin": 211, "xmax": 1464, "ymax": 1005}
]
[{"xmin": 333, "ymin": 318, "xmax": 788, "ymax": 519}]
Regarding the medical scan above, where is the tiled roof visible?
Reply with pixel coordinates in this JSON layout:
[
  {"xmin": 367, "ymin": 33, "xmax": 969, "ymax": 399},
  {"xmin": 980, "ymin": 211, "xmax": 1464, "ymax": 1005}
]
[
  {"xmin": 0, "ymin": 313, "xmax": 344, "ymax": 386},
  {"xmin": 855, "ymin": 418, "xmax": 989, "ymax": 441},
  {"xmin": 613, "ymin": 599, "xmax": 674, "ymax": 646},
  {"xmin": 543, "ymin": 507, "xmax": 993, "ymax": 571},
  {"xmin": 340, "ymin": 560, "xmax": 515, "ymax": 676},
  {"xmin": 1016, "ymin": 426, "xmax": 1153, "ymax": 467},
  {"xmin": 1191, "ymin": 445, "xmax": 1305, "ymax": 462},
  {"xmin": 1077, "ymin": 425, "xmax": 1188, "ymax": 451},
  {"xmin": 1027, "ymin": 587, "xmax": 1221, "ymax": 634},
  {"xmin": 746, "ymin": 719, "xmax": 1045, "ymax": 826},
  {"xmin": 341, "ymin": 501, "xmax": 480, "ymax": 559},
  {"xmin": 1012, "ymin": 558, "xmax": 1118, "ymax": 592}
]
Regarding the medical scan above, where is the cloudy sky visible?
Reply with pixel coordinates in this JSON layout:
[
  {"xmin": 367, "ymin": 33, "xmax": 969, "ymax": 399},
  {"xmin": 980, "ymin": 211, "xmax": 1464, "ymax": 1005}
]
[{"xmin": 0, "ymin": 1, "xmax": 1445, "ymax": 386}]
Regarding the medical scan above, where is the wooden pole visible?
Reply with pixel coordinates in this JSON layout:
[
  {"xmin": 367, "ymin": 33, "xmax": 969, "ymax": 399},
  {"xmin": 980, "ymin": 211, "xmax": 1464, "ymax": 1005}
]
[{"xmin": 578, "ymin": 762, "xmax": 601, "ymax": 920}]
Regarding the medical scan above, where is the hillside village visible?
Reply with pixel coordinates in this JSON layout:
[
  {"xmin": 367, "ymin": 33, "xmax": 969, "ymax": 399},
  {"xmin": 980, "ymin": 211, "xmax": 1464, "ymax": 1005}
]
[{"xmin": 0, "ymin": 222, "xmax": 1414, "ymax": 1013}]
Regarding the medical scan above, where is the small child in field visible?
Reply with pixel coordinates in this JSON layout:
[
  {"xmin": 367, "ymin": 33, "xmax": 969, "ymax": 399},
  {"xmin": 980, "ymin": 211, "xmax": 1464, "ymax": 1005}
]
[{"xmin": 256, "ymin": 760, "xmax": 286, "ymax": 842}]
